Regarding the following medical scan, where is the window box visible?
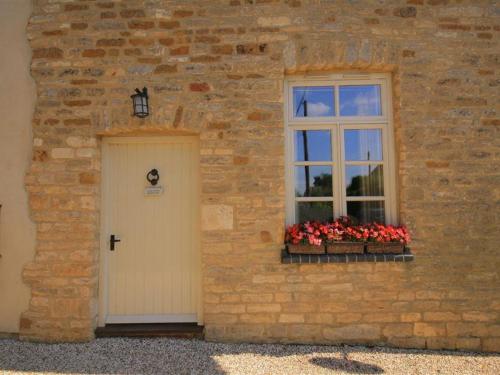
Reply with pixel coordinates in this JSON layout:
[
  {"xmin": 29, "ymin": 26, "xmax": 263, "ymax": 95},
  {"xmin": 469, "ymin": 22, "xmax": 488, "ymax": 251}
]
[
  {"xmin": 287, "ymin": 243, "xmax": 325, "ymax": 255},
  {"xmin": 366, "ymin": 242, "xmax": 404, "ymax": 254},
  {"xmin": 326, "ymin": 241, "xmax": 364, "ymax": 254},
  {"xmin": 285, "ymin": 219, "xmax": 410, "ymax": 256}
]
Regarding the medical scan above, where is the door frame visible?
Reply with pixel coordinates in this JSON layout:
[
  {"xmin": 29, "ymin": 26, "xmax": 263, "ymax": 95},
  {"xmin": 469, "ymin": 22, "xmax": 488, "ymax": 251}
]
[{"xmin": 97, "ymin": 136, "xmax": 203, "ymax": 327}]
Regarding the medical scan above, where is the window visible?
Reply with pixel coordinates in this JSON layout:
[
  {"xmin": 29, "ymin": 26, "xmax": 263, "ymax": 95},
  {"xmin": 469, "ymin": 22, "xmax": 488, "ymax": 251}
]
[{"xmin": 285, "ymin": 73, "xmax": 398, "ymax": 225}]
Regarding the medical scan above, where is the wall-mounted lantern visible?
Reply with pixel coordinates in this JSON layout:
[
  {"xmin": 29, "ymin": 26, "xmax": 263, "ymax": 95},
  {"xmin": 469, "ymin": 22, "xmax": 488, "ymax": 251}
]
[{"xmin": 131, "ymin": 87, "xmax": 149, "ymax": 118}]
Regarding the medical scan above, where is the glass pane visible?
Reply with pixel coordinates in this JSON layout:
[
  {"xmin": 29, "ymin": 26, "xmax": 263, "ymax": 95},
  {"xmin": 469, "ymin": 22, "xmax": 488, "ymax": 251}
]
[
  {"xmin": 344, "ymin": 129, "xmax": 382, "ymax": 161},
  {"xmin": 295, "ymin": 166, "xmax": 332, "ymax": 197},
  {"xmin": 339, "ymin": 85, "xmax": 382, "ymax": 116},
  {"xmin": 347, "ymin": 201, "xmax": 385, "ymax": 224},
  {"xmin": 296, "ymin": 201, "xmax": 333, "ymax": 223},
  {"xmin": 294, "ymin": 130, "xmax": 332, "ymax": 161},
  {"xmin": 293, "ymin": 86, "xmax": 335, "ymax": 117},
  {"xmin": 346, "ymin": 165, "xmax": 384, "ymax": 196}
]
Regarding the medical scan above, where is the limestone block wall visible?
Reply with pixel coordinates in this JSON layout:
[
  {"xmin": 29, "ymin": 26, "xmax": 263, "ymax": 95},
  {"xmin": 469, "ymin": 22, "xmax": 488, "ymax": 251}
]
[{"xmin": 21, "ymin": 0, "xmax": 499, "ymax": 351}]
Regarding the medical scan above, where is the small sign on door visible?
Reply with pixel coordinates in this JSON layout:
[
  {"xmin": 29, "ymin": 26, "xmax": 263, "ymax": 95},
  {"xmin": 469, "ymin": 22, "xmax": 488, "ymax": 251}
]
[{"xmin": 144, "ymin": 186, "xmax": 163, "ymax": 196}]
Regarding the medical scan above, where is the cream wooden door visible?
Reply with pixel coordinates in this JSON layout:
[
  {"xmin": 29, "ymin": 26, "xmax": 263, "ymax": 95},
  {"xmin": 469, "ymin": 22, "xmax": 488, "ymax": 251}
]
[{"xmin": 101, "ymin": 137, "xmax": 200, "ymax": 324}]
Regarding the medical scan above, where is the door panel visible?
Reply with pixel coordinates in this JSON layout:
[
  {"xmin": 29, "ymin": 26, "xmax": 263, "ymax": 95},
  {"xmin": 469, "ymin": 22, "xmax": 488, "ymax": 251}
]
[{"xmin": 103, "ymin": 137, "xmax": 200, "ymax": 323}]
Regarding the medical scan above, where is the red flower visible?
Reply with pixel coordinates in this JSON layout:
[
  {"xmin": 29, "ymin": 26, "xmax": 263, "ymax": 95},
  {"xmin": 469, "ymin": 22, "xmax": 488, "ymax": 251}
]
[{"xmin": 285, "ymin": 218, "xmax": 410, "ymax": 246}]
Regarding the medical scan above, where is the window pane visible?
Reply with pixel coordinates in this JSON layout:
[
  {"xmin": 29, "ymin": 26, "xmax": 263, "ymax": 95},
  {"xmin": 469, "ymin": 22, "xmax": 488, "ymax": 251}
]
[
  {"xmin": 296, "ymin": 201, "xmax": 333, "ymax": 223},
  {"xmin": 346, "ymin": 165, "xmax": 384, "ymax": 196},
  {"xmin": 295, "ymin": 166, "xmax": 332, "ymax": 197},
  {"xmin": 293, "ymin": 86, "xmax": 335, "ymax": 117},
  {"xmin": 344, "ymin": 129, "xmax": 383, "ymax": 161},
  {"xmin": 347, "ymin": 201, "xmax": 385, "ymax": 224},
  {"xmin": 339, "ymin": 85, "xmax": 382, "ymax": 116},
  {"xmin": 294, "ymin": 130, "xmax": 332, "ymax": 161}
]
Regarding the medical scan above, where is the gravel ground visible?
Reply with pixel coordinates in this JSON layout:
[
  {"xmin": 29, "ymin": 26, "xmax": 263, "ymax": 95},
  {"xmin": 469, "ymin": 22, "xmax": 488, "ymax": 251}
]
[{"xmin": 0, "ymin": 337, "xmax": 498, "ymax": 375}]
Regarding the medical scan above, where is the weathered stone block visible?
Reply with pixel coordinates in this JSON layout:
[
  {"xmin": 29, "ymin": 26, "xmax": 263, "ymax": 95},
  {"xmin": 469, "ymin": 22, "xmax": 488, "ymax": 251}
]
[
  {"xmin": 324, "ymin": 325, "xmax": 381, "ymax": 341},
  {"xmin": 202, "ymin": 205, "xmax": 233, "ymax": 231},
  {"xmin": 414, "ymin": 323, "xmax": 446, "ymax": 337},
  {"xmin": 423, "ymin": 312, "xmax": 461, "ymax": 322},
  {"xmin": 383, "ymin": 324, "xmax": 413, "ymax": 338},
  {"xmin": 153, "ymin": 64, "xmax": 177, "ymax": 74},
  {"xmin": 33, "ymin": 47, "xmax": 63, "ymax": 59},
  {"xmin": 257, "ymin": 17, "xmax": 290, "ymax": 27},
  {"xmin": 82, "ymin": 49, "xmax": 105, "ymax": 58},
  {"xmin": 247, "ymin": 304, "xmax": 281, "ymax": 313},
  {"xmin": 482, "ymin": 338, "xmax": 500, "ymax": 352},
  {"xmin": 51, "ymin": 148, "xmax": 75, "ymax": 159}
]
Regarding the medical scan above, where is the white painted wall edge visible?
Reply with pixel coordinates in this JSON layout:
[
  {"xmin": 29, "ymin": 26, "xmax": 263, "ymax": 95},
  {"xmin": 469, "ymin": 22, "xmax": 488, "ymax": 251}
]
[{"xmin": 0, "ymin": 0, "xmax": 37, "ymax": 333}]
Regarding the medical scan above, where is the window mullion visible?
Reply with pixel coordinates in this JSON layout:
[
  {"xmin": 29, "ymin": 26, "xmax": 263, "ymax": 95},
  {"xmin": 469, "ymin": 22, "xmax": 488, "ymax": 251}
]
[
  {"xmin": 333, "ymin": 85, "xmax": 342, "ymax": 220},
  {"xmin": 381, "ymin": 126, "xmax": 392, "ymax": 224},
  {"xmin": 331, "ymin": 127, "xmax": 336, "ymax": 220},
  {"xmin": 334, "ymin": 121, "xmax": 344, "ymax": 219}
]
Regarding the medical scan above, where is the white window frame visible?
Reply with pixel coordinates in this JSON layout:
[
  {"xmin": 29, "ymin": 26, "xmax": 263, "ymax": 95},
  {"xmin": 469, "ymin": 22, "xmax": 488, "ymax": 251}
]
[{"xmin": 284, "ymin": 73, "xmax": 398, "ymax": 225}]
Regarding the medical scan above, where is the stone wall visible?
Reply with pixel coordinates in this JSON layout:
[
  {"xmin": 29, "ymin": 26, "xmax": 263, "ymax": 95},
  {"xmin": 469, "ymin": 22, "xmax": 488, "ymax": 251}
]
[{"xmin": 21, "ymin": 0, "xmax": 499, "ymax": 351}]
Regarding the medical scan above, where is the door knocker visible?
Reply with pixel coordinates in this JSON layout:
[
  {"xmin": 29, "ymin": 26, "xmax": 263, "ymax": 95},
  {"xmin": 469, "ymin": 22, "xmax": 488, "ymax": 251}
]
[{"xmin": 147, "ymin": 169, "xmax": 160, "ymax": 186}]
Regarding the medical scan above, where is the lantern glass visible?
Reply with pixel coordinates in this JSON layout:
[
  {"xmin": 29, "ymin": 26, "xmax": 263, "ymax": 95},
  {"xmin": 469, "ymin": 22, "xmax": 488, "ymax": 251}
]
[{"xmin": 131, "ymin": 87, "xmax": 149, "ymax": 118}]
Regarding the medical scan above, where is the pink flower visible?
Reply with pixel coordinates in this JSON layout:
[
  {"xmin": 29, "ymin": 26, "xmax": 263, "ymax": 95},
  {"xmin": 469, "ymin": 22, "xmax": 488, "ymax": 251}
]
[{"xmin": 285, "ymin": 218, "xmax": 410, "ymax": 246}]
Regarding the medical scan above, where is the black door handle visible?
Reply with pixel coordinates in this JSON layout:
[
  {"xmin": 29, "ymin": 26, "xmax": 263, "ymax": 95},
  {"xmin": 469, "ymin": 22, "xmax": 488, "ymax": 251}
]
[{"xmin": 110, "ymin": 234, "xmax": 121, "ymax": 251}]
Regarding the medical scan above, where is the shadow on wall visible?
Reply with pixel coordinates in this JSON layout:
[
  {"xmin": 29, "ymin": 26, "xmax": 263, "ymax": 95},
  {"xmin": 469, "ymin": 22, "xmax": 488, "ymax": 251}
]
[{"xmin": 0, "ymin": 338, "xmax": 498, "ymax": 375}]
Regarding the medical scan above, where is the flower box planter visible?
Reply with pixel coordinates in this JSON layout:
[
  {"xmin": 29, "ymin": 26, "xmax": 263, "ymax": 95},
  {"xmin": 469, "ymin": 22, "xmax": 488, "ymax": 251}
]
[
  {"xmin": 285, "ymin": 218, "xmax": 410, "ymax": 256},
  {"xmin": 366, "ymin": 242, "xmax": 405, "ymax": 254},
  {"xmin": 287, "ymin": 244, "xmax": 325, "ymax": 255},
  {"xmin": 326, "ymin": 241, "xmax": 365, "ymax": 254}
]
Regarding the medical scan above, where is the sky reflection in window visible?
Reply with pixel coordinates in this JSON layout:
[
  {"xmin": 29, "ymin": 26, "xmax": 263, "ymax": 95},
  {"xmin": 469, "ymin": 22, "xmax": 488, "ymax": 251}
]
[
  {"xmin": 294, "ymin": 130, "xmax": 332, "ymax": 161},
  {"xmin": 293, "ymin": 86, "xmax": 335, "ymax": 117},
  {"xmin": 340, "ymin": 85, "xmax": 382, "ymax": 116}
]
